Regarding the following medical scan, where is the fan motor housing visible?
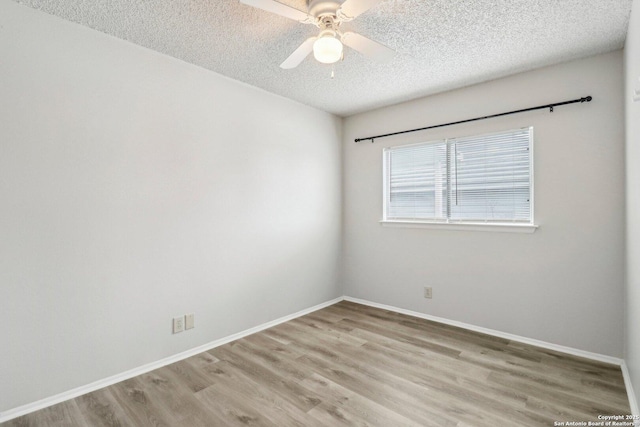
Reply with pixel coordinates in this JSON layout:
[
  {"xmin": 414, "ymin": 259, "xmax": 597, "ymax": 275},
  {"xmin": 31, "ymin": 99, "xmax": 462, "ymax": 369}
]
[{"xmin": 308, "ymin": 0, "xmax": 343, "ymax": 17}]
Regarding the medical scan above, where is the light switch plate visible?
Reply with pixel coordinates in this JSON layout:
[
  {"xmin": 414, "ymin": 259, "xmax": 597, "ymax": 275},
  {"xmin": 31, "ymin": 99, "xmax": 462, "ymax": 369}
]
[{"xmin": 185, "ymin": 313, "xmax": 194, "ymax": 330}]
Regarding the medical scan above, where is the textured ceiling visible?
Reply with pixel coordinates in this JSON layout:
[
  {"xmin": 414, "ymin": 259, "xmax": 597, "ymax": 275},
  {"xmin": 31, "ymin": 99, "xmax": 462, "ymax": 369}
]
[{"xmin": 13, "ymin": 0, "xmax": 633, "ymax": 116}]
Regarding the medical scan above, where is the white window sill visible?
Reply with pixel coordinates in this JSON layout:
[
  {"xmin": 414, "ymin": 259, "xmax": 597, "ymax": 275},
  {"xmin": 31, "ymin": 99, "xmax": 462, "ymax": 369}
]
[{"xmin": 380, "ymin": 220, "xmax": 539, "ymax": 233}]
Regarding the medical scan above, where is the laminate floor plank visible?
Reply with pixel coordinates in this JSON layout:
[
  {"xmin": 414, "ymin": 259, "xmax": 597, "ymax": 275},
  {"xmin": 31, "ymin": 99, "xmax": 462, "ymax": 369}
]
[
  {"xmin": 196, "ymin": 360, "xmax": 320, "ymax": 427},
  {"xmin": 137, "ymin": 368, "xmax": 219, "ymax": 427},
  {"xmin": 193, "ymin": 383, "xmax": 280, "ymax": 427},
  {"xmin": 336, "ymin": 303, "xmax": 623, "ymax": 387},
  {"xmin": 271, "ymin": 320, "xmax": 370, "ymax": 352},
  {"xmin": 488, "ymin": 371, "xmax": 630, "ymax": 415},
  {"xmin": 2, "ymin": 400, "xmax": 86, "ymax": 427},
  {"xmin": 75, "ymin": 388, "xmax": 134, "ymax": 427},
  {"xmin": 108, "ymin": 377, "xmax": 174, "ymax": 427},
  {"xmin": 208, "ymin": 344, "xmax": 322, "ymax": 413},
  {"xmin": 349, "ymin": 326, "xmax": 495, "ymax": 381},
  {"xmin": 330, "ymin": 314, "xmax": 470, "ymax": 359},
  {"xmin": 457, "ymin": 349, "xmax": 629, "ymax": 411},
  {"xmin": 183, "ymin": 351, "xmax": 220, "ymax": 370},
  {"xmin": 301, "ymin": 373, "xmax": 423, "ymax": 427},
  {"xmin": 242, "ymin": 333, "xmax": 306, "ymax": 360},
  {"xmin": 507, "ymin": 341, "xmax": 627, "ymax": 384},
  {"xmin": 360, "ymin": 341, "xmax": 528, "ymax": 408},
  {"xmin": 294, "ymin": 337, "xmax": 548, "ymax": 427},
  {"xmin": 334, "ymin": 307, "xmax": 538, "ymax": 364},
  {"xmin": 303, "ymin": 310, "xmax": 347, "ymax": 325},
  {"xmin": 350, "ymin": 343, "xmax": 555, "ymax": 426},
  {"xmin": 295, "ymin": 352, "xmax": 470, "ymax": 427},
  {"xmin": 328, "ymin": 302, "xmax": 511, "ymax": 346},
  {"xmin": 288, "ymin": 320, "xmax": 369, "ymax": 349},
  {"xmin": 162, "ymin": 359, "xmax": 214, "ymax": 393},
  {"xmin": 227, "ymin": 337, "xmax": 313, "ymax": 382},
  {"xmin": 3, "ymin": 301, "xmax": 631, "ymax": 426},
  {"xmin": 300, "ymin": 360, "xmax": 454, "ymax": 427}
]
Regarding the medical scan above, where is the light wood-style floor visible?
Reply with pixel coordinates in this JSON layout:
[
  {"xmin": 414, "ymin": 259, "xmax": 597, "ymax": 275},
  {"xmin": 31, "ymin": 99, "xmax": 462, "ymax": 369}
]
[{"xmin": 4, "ymin": 301, "xmax": 631, "ymax": 426}]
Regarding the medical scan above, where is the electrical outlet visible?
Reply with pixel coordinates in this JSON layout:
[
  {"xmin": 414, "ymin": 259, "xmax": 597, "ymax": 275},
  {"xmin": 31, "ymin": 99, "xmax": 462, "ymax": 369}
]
[
  {"xmin": 173, "ymin": 316, "xmax": 185, "ymax": 334},
  {"xmin": 185, "ymin": 313, "xmax": 195, "ymax": 330},
  {"xmin": 424, "ymin": 287, "xmax": 433, "ymax": 299}
]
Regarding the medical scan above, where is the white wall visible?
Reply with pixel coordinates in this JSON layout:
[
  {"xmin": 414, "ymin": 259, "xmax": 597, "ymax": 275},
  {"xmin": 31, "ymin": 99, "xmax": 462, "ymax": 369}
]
[
  {"xmin": 625, "ymin": 0, "xmax": 640, "ymax": 411},
  {"xmin": 343, "ymin": 51, "xmax": 625, "ymax": 357},
  {"xmin": 0, "ymin": 1, "xmax": 341, "ymax": 412}
]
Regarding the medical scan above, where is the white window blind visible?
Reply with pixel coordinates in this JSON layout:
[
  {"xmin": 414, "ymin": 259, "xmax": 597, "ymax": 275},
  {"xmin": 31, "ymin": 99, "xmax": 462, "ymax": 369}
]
[
  {"xmin": 384, "ymin": 127, "xmax": 533, "ymax": 224},
  {"xmin": 385, "ymin": 141, "xmax": 447, "ymax": 220}
]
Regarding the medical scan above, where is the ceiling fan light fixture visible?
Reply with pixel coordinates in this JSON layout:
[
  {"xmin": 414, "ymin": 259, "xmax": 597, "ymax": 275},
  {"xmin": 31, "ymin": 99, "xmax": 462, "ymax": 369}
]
[{"xmin": 313, "ymin": 31, "xmax": 343, "ymax": 64}]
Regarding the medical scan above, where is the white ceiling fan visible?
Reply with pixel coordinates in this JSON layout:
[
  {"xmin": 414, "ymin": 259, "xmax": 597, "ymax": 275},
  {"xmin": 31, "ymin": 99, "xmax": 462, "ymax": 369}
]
[{"xmin": 240, "ymin": 0, "xmax": 395, "ymax": 69}]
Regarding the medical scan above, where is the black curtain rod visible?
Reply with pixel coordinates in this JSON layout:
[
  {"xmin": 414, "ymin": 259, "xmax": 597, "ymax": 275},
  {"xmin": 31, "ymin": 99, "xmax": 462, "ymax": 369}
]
[{"xmin": 354, "ymin": 95, "xmax": 593, "ymax": 143}]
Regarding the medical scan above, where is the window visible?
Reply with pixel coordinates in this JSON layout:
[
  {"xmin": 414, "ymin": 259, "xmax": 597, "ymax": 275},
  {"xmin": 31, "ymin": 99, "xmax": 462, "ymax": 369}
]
[{"xmin": 383, "ymin": 127, "xmax": 533, "ymax": 228}]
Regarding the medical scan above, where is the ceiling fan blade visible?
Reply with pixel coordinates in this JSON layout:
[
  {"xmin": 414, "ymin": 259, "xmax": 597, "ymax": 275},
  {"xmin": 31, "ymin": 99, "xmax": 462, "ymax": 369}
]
[
  {"xmin": 341, "ymin": 32, "xmax": 394, "ymax": 61},
  {"xmin": 337, "ymin": 0, "xmax": 384, "ymax": 20},
  {"xmin": 280, "ymin": 37, "xmax": 317, "ymax": 69},
  {"xmin": 240, "ymin": 0, "xmax": 312, "ymax": 22}
]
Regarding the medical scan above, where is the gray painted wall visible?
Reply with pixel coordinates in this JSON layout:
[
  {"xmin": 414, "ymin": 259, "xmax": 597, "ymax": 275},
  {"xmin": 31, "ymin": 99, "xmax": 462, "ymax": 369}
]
[
  {"xmin": 625, "ymin": 0, "xmax": 640, "ymax": 412},
  {"xmin": 0, "ymin": 2, "xmax": 342, "ymax": 412},
  {"xmin": 342, "ymin": 51, "xmax": 625, "ymax": 357}
]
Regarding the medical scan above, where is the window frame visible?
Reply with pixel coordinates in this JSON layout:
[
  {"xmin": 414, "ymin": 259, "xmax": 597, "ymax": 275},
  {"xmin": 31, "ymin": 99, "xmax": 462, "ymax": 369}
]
[{"xmin": 381, "ymin": 127, "xmax": 538, "ymax": 233}]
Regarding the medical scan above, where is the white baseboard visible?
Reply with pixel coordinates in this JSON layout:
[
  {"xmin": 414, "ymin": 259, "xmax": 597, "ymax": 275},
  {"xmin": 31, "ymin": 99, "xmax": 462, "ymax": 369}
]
[
  {"xmin": 621, "ymin": 361, "xmax": 640, "ymax": 421},
  {"xmin": 343, "ymin": 296, "xmax": 623, "ymax": 366},
  {"xmin": 0, "ymin": 296, "xmax": 344, "ymax": 424}
]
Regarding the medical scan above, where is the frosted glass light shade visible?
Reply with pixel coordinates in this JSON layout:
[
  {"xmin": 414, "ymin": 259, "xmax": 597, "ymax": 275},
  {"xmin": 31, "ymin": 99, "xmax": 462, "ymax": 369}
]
[{"xmin": 313, "ymin": 35, "xmax": 343, "ymax": 64}]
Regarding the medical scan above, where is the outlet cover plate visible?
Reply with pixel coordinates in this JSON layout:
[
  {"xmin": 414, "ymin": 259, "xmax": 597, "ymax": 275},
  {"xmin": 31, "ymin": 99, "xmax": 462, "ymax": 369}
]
[
  {"xmin": 424, "ymin": 287, "xmax": 433, "ymax": 299},
  {"xmin": 173, "ymin": 316, "xmax": 185, "ymax": 334}
]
